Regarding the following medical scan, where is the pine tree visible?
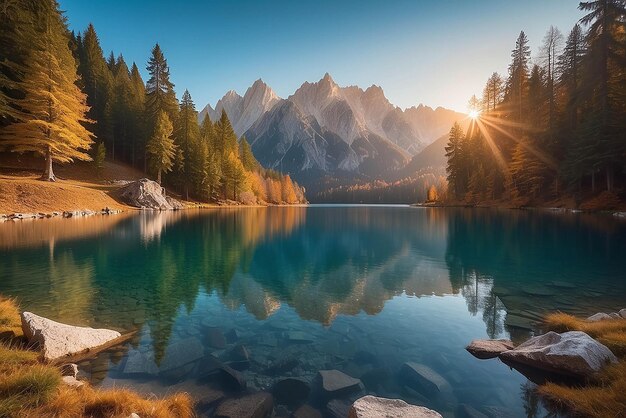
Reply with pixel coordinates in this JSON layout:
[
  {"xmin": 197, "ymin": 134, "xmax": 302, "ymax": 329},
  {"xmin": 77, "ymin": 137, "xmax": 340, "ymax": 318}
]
[
  {"xmin": 77, "ymin": 24, "xmax": 113, "ymax": 149},
  {"xmin": 578, "ymin": 0, "xmax": 626, "ymax": 192},
  {"xmin": 507, "ymin": 31, "xmax": 531, "ymax": 121},
  {"xmin": 146, "ymin": 110, "xmax": 176, "ymax": 184},
  {"xmin": 445, "ymin": 122, "xmax": 465, "ymax": 199},
  {"xmin": 129, "ymin": 62, "xmax": 146, "ymax": 167},
  {"xmin": 541, "ymin": 26, "xmax": 563, "ymax": 130},
  {"xmin": 482, "ymin": 73, "xmax": 503, "ymax": 112},
  {"xmin": 0, "ymin": 0, "xmax": 94, "ymax": 181},
  {"xmin": 145, "ymin": 44, "xmax": 178, "ymax": 137},
  {"xmin": 111, "ymin": 54, "xmax": 132, "ymax": 161},
  {"xmin": 173, "ymin": 89, "xmax": 200, "ymax": 199},
  {"xmin": 239, "ymin": 137, "xmax": 259, "ymax": 171}
]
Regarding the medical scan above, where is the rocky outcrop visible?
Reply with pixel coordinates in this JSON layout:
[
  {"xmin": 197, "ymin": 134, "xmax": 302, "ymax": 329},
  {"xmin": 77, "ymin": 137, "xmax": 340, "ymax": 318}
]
[
  {"xmin": 466, "ymin": 339, "xmax": 515, "ymax": 359},
  {"xmin": 499, "ymin": 331, "xmax": 618, "ymax": 378},
  {"xmin": 119, "ymin": 179, "xmax": 182, "ymax": 210},
  {"xmin": 349, "ymin": 396, "xmax": 442, "ymax": 418},
  {"xmin": 21, "ymin": 312, "xmax": 121, "ymax": 361}
]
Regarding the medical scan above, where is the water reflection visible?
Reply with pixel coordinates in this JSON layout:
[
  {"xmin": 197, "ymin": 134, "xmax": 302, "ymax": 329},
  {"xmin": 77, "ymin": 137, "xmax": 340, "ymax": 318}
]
[{"xmin": 0, "ymin": 207, "xmax": 625, "ymax": 416}]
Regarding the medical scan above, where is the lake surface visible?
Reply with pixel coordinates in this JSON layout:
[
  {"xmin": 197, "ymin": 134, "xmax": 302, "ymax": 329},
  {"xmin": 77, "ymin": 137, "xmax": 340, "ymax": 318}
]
[{"xmin": 1, "ymin": 206, "xmax": 625, "ymax": 417}]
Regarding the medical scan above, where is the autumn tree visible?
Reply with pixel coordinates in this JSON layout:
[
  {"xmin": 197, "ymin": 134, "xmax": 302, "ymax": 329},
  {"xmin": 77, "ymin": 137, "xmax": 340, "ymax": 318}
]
[{"xmin": 0, "ymin": 0, "xmax": 93, "ymax": 181}]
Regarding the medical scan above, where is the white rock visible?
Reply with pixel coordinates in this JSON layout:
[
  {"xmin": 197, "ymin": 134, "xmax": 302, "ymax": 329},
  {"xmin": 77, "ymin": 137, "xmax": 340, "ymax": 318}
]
[
  {"xmin": 61, "ymin": 375, "xmax": 84, "ymax": 388},
  {"xmin": 609, "ymin": 312, "xmax": 621, "ymax": 319},
  {"xmin": 21, "ymin": 312, "xmax": 121, "ymax": 361},
  {"xmin": 119, "ymin": 179, "xmax": 182, "ymax": 210},
  {"xmin": 349, "ymin": 395, "xmax": 442, "ymax": 418},
  {"xmin": 499, "ymin": 331, "xmax": 617, "ymax": 377},
  {"xmin": 586, "ymin": 312, "xmax": 612, "ymax": 322},
  {"xmin": 619, "ymin": 309, "xmax": 626, "ymax": 319}
]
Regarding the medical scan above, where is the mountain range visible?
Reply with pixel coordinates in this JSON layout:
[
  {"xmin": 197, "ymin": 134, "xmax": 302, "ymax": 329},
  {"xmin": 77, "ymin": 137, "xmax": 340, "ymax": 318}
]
[{"xmin": 199, "ymin": 74, "xmax": 464, "ymax": 186}]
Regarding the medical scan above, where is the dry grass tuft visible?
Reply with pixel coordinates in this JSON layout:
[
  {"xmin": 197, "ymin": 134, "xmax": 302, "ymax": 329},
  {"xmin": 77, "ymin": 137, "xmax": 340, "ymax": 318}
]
[
  {"xmin": 0, "ymin": 296, "xmax": 195, "ymax": 418},
  {"xmin": 539, "ymin": 362, "xmax": 626, "ymax": 418},
  {"xmin": 539, "ymin": 312, "xmax": 626, "ymax": 417}
]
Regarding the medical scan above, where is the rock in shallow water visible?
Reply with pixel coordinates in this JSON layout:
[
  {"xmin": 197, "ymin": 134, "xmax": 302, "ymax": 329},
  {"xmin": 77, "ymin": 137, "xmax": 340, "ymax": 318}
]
[
  {"xmin": 21, "ymin": 312, "xmax": 121, "ymax": 361},
  {"xmin": 272, "ymin": 377, "xmax": 310, "ymax": 407},
  {"xmin": 400, "ymin": 362, "xmax": 449, "ymax": 396},
  {"xmin": 349, "ymin": 395, "xmax": 442, "ymax": 418},
  {"xmin": 316, "ymin": 369, "xmax": 363, "ymax": 398},
  {"xmin": 466, "ymin": 339, "xmax": 515, "ymax": 359},
  {"xmin": 499, "ymin": 331, "xmax": 617, "ymax": 378},
  {"xmin": 214, "ymin": 392, "xmax": 273, "ymax": 418}
]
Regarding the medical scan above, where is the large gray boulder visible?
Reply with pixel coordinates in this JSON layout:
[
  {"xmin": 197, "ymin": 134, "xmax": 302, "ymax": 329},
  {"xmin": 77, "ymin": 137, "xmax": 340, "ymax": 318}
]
[
  {"xmin": 21, "ymin": 312, "xmax": 121, "ymax": 362},
  {"xmin": 400, "ymin": 362, "xmax": 449, "ymax": 396},
  {"xmin": 349, "ymin": 396, "xmax": 442, "ymax": 418},
  {"xmin": 119, "ymin": 178, "xmax": 182, "ymax": 210},
  {"xmin": 499, "ymin": 331, "xmax": 617, "ymax": 378},
  {"xmin": 466, "ymin": 339, "xmax": 515, "ymax": 359},
  {"xmin": 316, "ymin": 369, "xmax": 363, "ymax": 398}
]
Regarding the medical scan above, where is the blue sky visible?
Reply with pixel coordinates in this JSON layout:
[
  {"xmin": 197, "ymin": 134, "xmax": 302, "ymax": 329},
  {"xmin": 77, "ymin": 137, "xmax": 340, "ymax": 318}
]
[{"xmin": 59, "ymin": 0, "xmax": 584, "ymax": 112}]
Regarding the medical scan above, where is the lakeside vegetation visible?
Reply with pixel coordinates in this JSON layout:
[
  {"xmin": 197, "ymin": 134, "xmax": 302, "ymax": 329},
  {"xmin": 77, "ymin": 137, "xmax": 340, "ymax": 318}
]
[
  {"xmin": 0, "ymin": 1, "xmax": 305, "ymax": 206},
  {"xmin": 540, "ymin": 312, "xmax": 626, "ymax": 418},
  {"xmin": 445, "ymin": 1, "xmax": 626, "ymax": 209},
  {"xmin": 0, "ymin": 296, "xmax": 193, "ymax": 418}
]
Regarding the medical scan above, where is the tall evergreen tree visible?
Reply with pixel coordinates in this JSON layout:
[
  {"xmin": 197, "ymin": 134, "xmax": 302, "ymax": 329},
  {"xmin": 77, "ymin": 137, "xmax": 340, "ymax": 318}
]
[
  {"xmin": 173, "ymin": 89, "xmax": 199, "ymax": 199},
  {"xmin": 507, "ymin": 31, "xmax": 531, "ymax": 121},
  {"xmin": 0, "ymin": 0, "xmax": 94, "ymax": 181},
  {"xmin": 78, "ymin": 24, "xmax": 113, "ymax": 148},
  {"xmin": 445, "ymin": 122, "xmax": 466, "ymax": 199},
  {"xmin": 129, "ymin": 62, "xmax": 146, "ymax": 167},
  {"xmin": 146, "ymin": 110, "xmax": 176, "ymax": 184},
  {"xmin": 145, "ymin": 44, "xmax": 178, "ymax": 136}
]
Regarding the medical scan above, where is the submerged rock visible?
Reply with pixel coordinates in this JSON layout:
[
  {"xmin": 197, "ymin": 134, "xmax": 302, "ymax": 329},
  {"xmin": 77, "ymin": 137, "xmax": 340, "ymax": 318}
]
[
  {"xmin": 586, "ymin": 312, "xmax": 612, "ymax": 322},
  {"xmin": 292, "ymin": 404, "xmax": 322, "ymax": 418},
  {"xmin": 316, "ymin": 369, "xmax": 363, "ymax": 398},
  {"xmin": 207, "ymin": 327, "xmax": 227, "ymax": 349},
  {"xmin": 349, "ymin": 395, "xmax": 442, "ymax": 418},
  {"xmin": 214, "ymin": 392, "xmax": 273, "ymax": 418},
  {"xmin": 272, "ymin": 377, "xmax": 310, "ymax": 407},
  {"xmin": 400, "ymin": 362, "xmax": 449, "ymax": 396},
  {"xmin": 218, "ymin": 365, "xmax": 247, "ymax": 391},
  {"xmin": 119, "ymin": 178, "xmax": 182, "ymax": 210},
  {"xmin": 21, "ymin": 312, "xmax": 121, "ymax": 362},
  {"xmin": 499, "ymin": 331, "xmax": 618, "ymax": 378},
  {"xmin": 466, "ymin": 339, "xmax": 515, "ymax": 359}
]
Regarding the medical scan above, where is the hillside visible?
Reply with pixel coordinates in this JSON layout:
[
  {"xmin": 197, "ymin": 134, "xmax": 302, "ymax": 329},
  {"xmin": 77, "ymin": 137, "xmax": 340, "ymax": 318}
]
[{"xmin": 0, "ymin": 155, "xmax": 144, "ymax": 214}]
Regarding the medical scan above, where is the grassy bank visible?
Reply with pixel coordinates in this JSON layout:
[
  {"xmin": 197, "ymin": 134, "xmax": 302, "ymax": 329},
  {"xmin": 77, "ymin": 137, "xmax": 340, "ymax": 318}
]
[
  {"xmin": 538, "ymin": 313, "xmax": 626, "ymax": 417},
  {"xmin": 0, "ymin": 296, "xmax": 193, "ymax": 418}
]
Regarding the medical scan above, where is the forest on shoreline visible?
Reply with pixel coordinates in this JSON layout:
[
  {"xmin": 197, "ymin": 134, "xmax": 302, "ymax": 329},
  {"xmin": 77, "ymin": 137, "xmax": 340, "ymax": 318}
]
[
  {"xmin": 444, "ymin": 1, "xmax": 626, "ymax": 209},
  {"xmin": 0, "ymin": 1, "xmax": 306, "ymax": 205}
]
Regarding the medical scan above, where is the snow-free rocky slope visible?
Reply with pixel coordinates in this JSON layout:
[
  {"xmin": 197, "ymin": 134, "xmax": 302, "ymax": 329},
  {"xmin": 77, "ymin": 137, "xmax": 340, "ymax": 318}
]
[{"xmin": 200, "ymin": 74, "xmax": 465, "ymax": 182}]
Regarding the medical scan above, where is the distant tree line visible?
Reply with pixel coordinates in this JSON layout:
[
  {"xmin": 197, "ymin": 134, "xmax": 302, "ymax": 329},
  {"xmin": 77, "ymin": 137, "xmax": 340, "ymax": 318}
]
[
  {"xmin": 314, "ymin": 170, "xmax": 447, "ymax": 204},
  {"xmin": 445, "ymin": 1, "xmax": 626, "ymax": 206},
  {"xmin": 0, "ymin": 0, "xmax": 306, "ymax": 204}
]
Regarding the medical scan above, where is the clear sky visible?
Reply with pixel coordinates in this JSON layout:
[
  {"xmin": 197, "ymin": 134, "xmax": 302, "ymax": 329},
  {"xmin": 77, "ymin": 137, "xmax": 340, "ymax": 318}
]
[{"xmin": 58, "ymin": 0, "xmax": 584, "ymax": 113}]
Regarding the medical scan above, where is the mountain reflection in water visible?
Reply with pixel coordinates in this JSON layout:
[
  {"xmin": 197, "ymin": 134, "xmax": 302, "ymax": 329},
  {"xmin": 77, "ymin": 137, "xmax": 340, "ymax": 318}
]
[{"xmin": 1, "ymin": 206, "xmax": 624, "ymax": 416}]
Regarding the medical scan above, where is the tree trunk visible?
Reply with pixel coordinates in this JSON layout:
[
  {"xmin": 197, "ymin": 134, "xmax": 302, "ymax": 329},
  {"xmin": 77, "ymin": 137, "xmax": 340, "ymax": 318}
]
[
  {"xmin": 157, "ymin": 169, "xmax": 162, "ymax": 185},
  {"xmin": 591, "ymin": 170, "xmax": 596, "ymax": 193},
  {"xmin": 41, "ymin": 146, "xmax": 56, "ymax": 182},
  {"xmin": 606, "ymin": 166, "xmax": 613, "ymax": 192}
]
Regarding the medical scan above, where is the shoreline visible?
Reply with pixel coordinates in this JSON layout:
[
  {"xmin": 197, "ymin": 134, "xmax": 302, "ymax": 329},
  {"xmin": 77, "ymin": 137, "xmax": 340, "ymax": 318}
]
[{"xmin": 413, "ymin": 201, "xmax": 626, "ymax": 217}]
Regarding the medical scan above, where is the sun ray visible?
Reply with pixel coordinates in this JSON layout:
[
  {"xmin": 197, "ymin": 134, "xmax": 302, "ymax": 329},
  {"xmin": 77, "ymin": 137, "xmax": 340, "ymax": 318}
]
[
  {"xmin": 473, "ymin": 119, "xmax": 509, "ymax": 175},
  {"xmin": 479, "ymin": 114, "xmax": 541, "ymax": 132},
  {"xmin": 479, "ymin": 118, "xmax": 558, "ymax": 169}
]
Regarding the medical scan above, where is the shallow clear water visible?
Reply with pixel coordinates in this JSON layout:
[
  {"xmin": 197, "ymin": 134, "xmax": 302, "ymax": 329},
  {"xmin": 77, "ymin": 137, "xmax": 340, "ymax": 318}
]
[{"xmin": 1, "ymin": 206, "xmax": 625, "ymax": 417}]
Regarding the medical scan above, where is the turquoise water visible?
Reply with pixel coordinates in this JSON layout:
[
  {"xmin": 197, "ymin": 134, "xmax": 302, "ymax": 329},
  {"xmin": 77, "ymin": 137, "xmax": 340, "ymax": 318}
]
[{"xmin": 1, "ymin": 206, "xmax": 625, "ymax": 417}]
